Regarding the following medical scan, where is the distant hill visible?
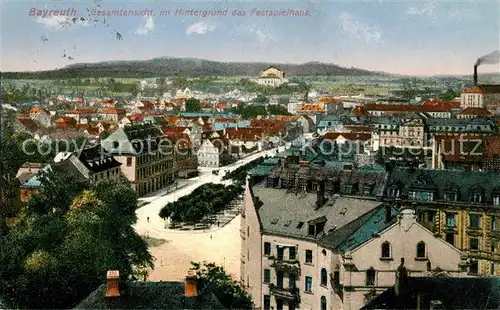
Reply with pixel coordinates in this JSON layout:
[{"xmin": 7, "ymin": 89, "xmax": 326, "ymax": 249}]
[{"xmin": 1, "ymin": 57, "xmax": 386, "ymax": 79}]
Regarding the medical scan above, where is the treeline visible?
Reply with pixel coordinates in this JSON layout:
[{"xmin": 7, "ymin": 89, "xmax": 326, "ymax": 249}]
[
  {"xmin": 222, "ymin": 157, "xmax": 265, "ymax": 183},
  {"xmin": 158, "ymin": 183, "xmax": 244, "ymax": 223},
  {"xmin": 230, "ymin": 103, "xmax": 290, "ymax": 118}
]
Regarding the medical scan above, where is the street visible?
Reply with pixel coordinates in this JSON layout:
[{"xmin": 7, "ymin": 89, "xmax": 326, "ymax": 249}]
[{"xmin": 133, "ymin": 146, "xmax": 284, "ymax": 281}]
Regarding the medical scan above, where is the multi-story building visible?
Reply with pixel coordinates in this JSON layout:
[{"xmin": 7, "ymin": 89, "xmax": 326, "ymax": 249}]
[
  {"xmin": 460, "ymin": 86, "xmax": 500, "ymax": 109},
  {"xmin": 257, "ymin": 66, "xmax": 289, "ymax": 87},
  {"xmin": 241, "ymin": 161, "xmax": 468, "ymax": 310},
  {"xmin": 384, "ymin": 168, "xmax": 500, "ymax": 276},
  {"xmin": 370, "ymin": 115, "xmax": 427, "ymax": 151},
  {"xmin": 101, "ymin": 123, "xmax": 175, "ymax": 196},
  {"xmin": 197, "ymin": 139, "xmax": 220, "ymax": 168}
]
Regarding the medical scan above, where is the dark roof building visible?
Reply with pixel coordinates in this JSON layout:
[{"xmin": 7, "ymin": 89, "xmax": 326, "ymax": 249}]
[
  {"xmin": 362, "ymin": 274, "xmax": 500, "ymax": 309},
  {"xmin": 75, "ymin": 270, "xmax": 225, "ymax": 309}
]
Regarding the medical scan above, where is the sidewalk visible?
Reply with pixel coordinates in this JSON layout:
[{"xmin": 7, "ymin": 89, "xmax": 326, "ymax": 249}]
[{"xmin": 137, "ymin": 179, "xmax": 192, "ymax": 205}]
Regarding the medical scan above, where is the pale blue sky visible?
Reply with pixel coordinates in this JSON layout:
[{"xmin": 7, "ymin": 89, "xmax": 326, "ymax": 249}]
[{"xmin": 1, "ymin": 0, "xmax": 499, "ymax": 75}]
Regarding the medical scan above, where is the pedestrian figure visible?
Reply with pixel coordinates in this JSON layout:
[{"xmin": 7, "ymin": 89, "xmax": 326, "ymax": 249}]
[
  {"xmin": 210, "ymin": 234, "xmax": 212, "ymax": 239},
  {"xmin": 147, "ymin": 217, "xmax": 150, "ymax": 223}
]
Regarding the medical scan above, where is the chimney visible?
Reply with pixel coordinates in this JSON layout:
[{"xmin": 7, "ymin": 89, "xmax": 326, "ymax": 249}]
[
  {"xmin": 315, "ymin": 178, "xmax": 327, "ymax": 210},
  {"xmin": 474, "ymin": 65, "xmax": 478, "ymax": 86},
  {"xmin": 184, "ymin": 269, "xmax": 198, "ymax": 297},
  {"xmin": 106, "ymin": 270, "xmax": 120, "ymax": 297},
  {"xmin": 385, "ymin": 205, "xmax": 392, "ymax": 222}
]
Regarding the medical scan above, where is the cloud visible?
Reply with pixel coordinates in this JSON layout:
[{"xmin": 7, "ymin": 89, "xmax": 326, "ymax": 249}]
[
  {"xmin": 186, "ymin": 22, "xmax": 216, "ymax": 35},
  {"xmin": 235, "ymin": 25, "xmax": 275, "ymax": 43},
  {"xmin": 405, "ymin": 1, "xmax": 437, "ymax": 18},
  {"xmin": 337, "ymin": 12, "xmax": 381, "ymax": 44},
  {"xmin": 36, "ymin": 15, "xmax": 90, "ymax": 30},
  {"xmin": 136, "ymin": 15, "xmax": 154, "ymax": 35}
]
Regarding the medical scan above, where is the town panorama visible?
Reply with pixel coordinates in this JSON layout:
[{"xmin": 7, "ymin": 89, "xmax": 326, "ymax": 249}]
[{"xmin": 1, "ymin": 1, "xmax": 500, "ymax": 309}]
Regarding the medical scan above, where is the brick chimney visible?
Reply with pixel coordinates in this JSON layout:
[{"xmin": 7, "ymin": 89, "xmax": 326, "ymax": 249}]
[
  {"xmin": 106, "ymin": 270, "xmax": 120, "ymax": 297},
  {"xmin": 184, "ymin": 269, "xmax": 198, "ymax": 297}
]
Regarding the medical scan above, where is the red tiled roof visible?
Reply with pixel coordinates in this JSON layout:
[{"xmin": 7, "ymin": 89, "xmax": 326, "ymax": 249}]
[
  {"xmin": 485, "ymin": 136, "xmax": 500, "ymax": 156},
  {"xmin": 298, "ymin": 104, "xmax": 324, "ymax": 112},
  {"xmin": 129, "ymin": 114, "xmax": 144, "ymax": 122},
  {"xmin": 223, "ymin": 127, "xmax": 265, "ymax": 141},
  {"xmin": 250, "ymin": 120, "xmax": 284, "ymax": 135},
  {"xmin": 162, "ymin": 126, "xmax": 189, "ymax": 135},
  {"xmin": 101, "ymin": 108, "xmax": 126, "ymax": 115},
  {"xmin": 462, "ymin": 87, "xmax": 487, "ymax": 94},
  {"xmin": 67, "ymin": 109, "xmax": 98, "ymax": 115},
  {"xmin": 458, "ymin": 107, "xmax": 492, "ymax": 116},
  {"xmin": 214, "ymin": 118, "xmax": 237, "ymax": 123}
]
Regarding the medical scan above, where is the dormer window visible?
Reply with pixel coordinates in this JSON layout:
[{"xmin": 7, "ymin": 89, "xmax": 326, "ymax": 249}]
[
  {"xmin": 444, "ymin": 191, "xmax": 458, "ymax": 202},
  {"xmin": 389, "ymin": 187, "xmax": 400, "ymax": 198},
  {"xmin": 470, "ymin": 186, "xmax": 484, "ymax": 203},
  {"xmin": 345, "ymin": 184, "xmax": 352, "ymax": 195}
]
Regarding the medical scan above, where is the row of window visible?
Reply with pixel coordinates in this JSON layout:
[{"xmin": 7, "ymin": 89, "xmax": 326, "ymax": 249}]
[
  {"xmin": 90, "ymin": 167, "xmax": 120, "ymax": 183},
  {"xmin": 264, "ymin": 269, "xmax": 329, "ymax": 291},
  {"xmin": 445, "ymin": 212, "xmax": 500, "ymax": 229},
  {"xmin": 136, "ymin": 160, "xmax": 173, "ymax": 180},
  {"xmin": 389, "ymin": 188, "xmax": 500, "ymax": 204},
  {"xmin": 263, "ymin": 243, "xmax": 314, "ymax": 263},
  {"xmin": 136, "ymin": 151, "xmax": 172, "ymax": 166},
  {"xmin": 380, "ymin": 241, "xmax": 427, "ymax": 259}
]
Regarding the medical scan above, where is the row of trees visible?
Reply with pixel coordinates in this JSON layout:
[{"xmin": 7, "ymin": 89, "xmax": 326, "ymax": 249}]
[
  {"xmin": 222, "ymin": 156, "xmax": 265, "ymax": 183},
  {"xmin": 230, "ymin": 102, "xmax": 290, "ymax": 118},
  {"xmin": 159, "ymin": 183, "xmax": 244, "ymax": 223},
  {"xmin": 0, "ymin": 170, "xmax": 153, "ymax": 309}
]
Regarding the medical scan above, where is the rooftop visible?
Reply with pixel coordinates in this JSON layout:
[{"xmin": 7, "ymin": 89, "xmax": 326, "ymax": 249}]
[{"xmin": 75, "ymin": 281, "xmax": 225, "ymax": 309}]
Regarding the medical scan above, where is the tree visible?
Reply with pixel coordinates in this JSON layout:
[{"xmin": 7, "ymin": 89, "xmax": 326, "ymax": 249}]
[
  {"xmin": 0, "ymin": 179, "xmax": 153, "ymax": 309},
  {"xmin": 191, "ymin": 262, "xmax": 253, "ymax": 309},
  {"xmin": 185, "ymin": 98, "xmax": 201, "ymax": 112}
]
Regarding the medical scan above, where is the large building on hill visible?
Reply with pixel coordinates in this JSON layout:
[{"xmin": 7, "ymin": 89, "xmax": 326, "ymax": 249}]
[
  {"xmin": 101, "ymin": 123, "xmax": 175, "ymax": 196},
  {"xmin": 257, "ymin": 66, "xmax": 289, "ymax": 87}
]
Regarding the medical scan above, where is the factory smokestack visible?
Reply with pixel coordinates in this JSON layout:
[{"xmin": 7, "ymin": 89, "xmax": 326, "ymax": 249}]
[
  {"xmin": 474, "ymin": 65, "xmax": 478, "ymax": 86},
  {"xmin": 473, "ymin": 50, "xmax": 499, "ymax": 86}
]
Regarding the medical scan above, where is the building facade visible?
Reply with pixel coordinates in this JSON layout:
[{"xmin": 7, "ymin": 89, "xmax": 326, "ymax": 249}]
[{"xmin": 102, "ymin": 123, "xmax": 175, "ymax": 196}]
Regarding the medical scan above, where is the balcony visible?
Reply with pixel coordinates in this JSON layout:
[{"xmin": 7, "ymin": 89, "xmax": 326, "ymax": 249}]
[
  {"xmin": 270, "ymin": 259, "xmax": 301, "ymax": 276},
  {"xmin": 269, "ymin": 284, "xmax": 300, "ymax": 303}
]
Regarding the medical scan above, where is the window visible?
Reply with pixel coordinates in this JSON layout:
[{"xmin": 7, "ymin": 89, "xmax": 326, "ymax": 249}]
[
  {"xmin": 277, "ymin": 271, "xmax": 284, "ymax": 288},
  {"xmin": 345, "ymin": 184, "xmax": 352, "ymax": 194},
  {"xmin": 470, "ymin": 238, "xmax": 479, "ymax": 251},
  {"xmin": 308, "ymin": 224, "xmax": 315, "ymax": 236},
  {"xmin": 491, "ymin": 263, "xmax": 496, "ymax": 275},
  {"xmin": 321, "ymin": 296, "xmax": 327, "ymax": 310},
  {"xmin": 320, "ymin": 268, "xmax": 327, "ymax": 286},
  {"xmin": 264, "ymin": 242, "xmax": 271, "ymax": 256},
  {"xmin": 446, "ymin": 213, "xmax": 456, "ymax": 227},
  {"xmin": 470, "ymin": 260, "xmax": 479, "ymax": 274},
  {"xmin": 444, "ymin": 191, "xmax": 458, "ymax": 201},
  {"xmin": 305, "ymin": 250, "xmax": 313, "ymax": 264},
  {"xmin": 494, "ymin": 196, "xmax": 500, "ymax": 206},
  {"xmin": 470, "ymin": 214, "xmax": 481, "ymax": 228},
  {"xmin": 366, "ymin": 268, "xmax": 375, "ymax": 286},
  {"xmin": 264, "ymin": 295, "xmax": 271, "ymax": 310},
  {"xmin": 289, "ymin": 247, "xmax": 296, "ymax": 260},
  {"xmin": 263, "ymin": 269, "xmax": 270, "ymax": 283},
  {"xmin": 277, "ymin": 246, "xmax": 284, "ymax": 261},
  {"xmin": 381, "ymin": 242, "xmax": 391, "ymax": 259},
  {"xmin": 276, "ymin": 299, "xmax": 283, "ymax": 310},
  {"xmin": 289, "ymin": 274, "xmax": 296, "ymax": 289},
  {"xmin": 126, "ymin": 157, "xmax": 132, "ymax": 167},
  {"xmin": 305, "ymin": 276, "xmax": 312, "ymax": 292},
  {"xmin": 416, "ymin": 241, "xmax": 426, "ymax": 259},
  {"xmin": 445, "ymin": 233, "xmax": 455, "ymax": 246}
]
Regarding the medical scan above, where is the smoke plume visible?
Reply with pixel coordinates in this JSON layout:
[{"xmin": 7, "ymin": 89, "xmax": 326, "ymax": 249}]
[{"xmin": 475, "ymin": 50, "xmax": 500, "ymax": 66}]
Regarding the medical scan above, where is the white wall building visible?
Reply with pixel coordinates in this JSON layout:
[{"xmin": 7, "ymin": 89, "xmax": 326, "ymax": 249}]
[
  {"xmin": 197, "ymin": 139, "xmax": 220, "ymax": 168},
  {"xmin": 241, "ymin": 180, "xmax": 468, "ymax": 310},
  {"xmin": 257, "ymin": 66, "xmax": 289, "ymax": 87}
]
